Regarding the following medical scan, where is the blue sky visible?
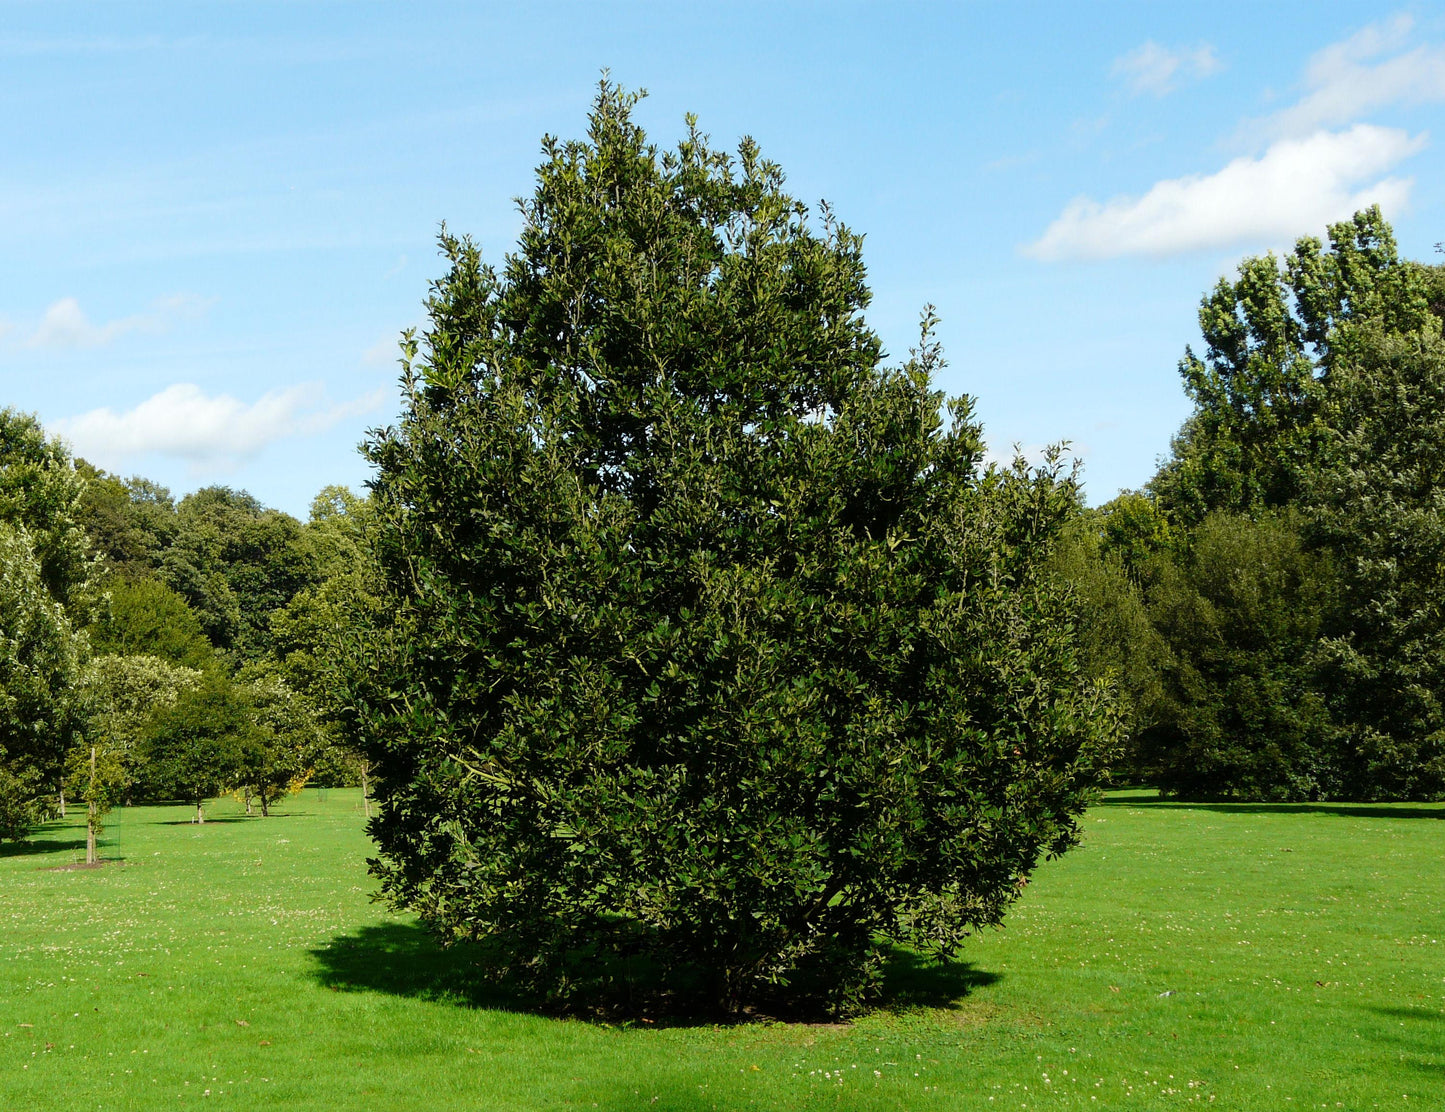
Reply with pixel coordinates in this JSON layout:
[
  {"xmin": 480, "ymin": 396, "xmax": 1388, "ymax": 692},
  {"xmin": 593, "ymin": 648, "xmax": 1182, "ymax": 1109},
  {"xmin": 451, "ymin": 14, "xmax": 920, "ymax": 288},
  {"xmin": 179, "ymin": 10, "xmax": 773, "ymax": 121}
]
[{"xmin": 3, "ymin": 1, "xmax": 1442, "ymax": 518}]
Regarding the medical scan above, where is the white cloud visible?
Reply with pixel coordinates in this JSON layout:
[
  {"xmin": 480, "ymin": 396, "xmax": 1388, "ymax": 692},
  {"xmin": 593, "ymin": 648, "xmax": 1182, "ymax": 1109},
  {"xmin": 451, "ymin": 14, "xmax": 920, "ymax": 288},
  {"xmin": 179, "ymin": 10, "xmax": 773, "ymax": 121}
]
[
  {"xmin": 54, "ymin": 382, "xmax": 389, "ymax": 473},
  {"xmin": 1024, "ymin": 124, "xmax": 1424, "ymax": 261},
  {"xmin": 362, "ymin": 334, "xmax": 400, "ymax": 366},
  {"xmin": 1112, "ymin": 41, "xmax": 1220, "ymax": 97},
  {"xmin": 22, "ymin": 293, "xmax": 210, "ymax": 349},
  {"xmin": 1255, "ymin": 14, "xmax": 1445, "ymax": 138}
]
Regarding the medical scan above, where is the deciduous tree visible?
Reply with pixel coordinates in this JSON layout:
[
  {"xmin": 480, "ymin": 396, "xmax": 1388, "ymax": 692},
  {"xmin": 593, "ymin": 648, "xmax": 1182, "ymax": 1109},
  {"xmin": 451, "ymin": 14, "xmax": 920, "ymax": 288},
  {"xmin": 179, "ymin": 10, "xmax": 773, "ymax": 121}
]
[
  {"xmin": 89, "ymin": 576, "xmax": 218, "ymax": 671},
  {"xmin": 0, "ymin": 521, "xmax": 86, "ymax": 840},
  {"xmin": 0, "ymin": 408, "xmax": 97, "ymax": 611},
  {"xmin": 135, "ymin": 673, "xmax": 251, "ymax": 823},
  {"xmin": 236, "ymin": 669, "xmax": 325, "ymax": 815}
]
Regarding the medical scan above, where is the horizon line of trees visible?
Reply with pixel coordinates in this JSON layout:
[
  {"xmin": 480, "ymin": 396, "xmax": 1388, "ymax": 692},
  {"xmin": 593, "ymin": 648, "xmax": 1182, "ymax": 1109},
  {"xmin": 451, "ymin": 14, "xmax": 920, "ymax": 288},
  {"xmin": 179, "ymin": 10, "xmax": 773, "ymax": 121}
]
[
  {"xmin": 1064, "ymin": 205, "xmax": 1445, "ymax": 803},
  {"xmin": 4, "ymin": 207, "xmax": 1444, "ymax": 853},
  {"xmin": 0, "ymin": 424, "xmax": 375, "ymax": 858}
]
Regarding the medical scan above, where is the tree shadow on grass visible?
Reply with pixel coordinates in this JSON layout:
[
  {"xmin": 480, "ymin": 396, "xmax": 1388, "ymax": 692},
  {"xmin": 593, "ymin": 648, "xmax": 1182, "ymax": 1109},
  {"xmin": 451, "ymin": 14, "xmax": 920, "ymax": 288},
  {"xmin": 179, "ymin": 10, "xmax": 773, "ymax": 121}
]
[
  {"xmin": 586, "ymin": 1082, "xmax": 872, "ymax": 1112},
  {"xmin": 1370, "ymin": 1005, "xmax": 1444, "ymax": 1023},
  {"xmin": 874, "ymin": 947, "xmax": 1000, "ymax": 1013},
  {"xmin": 311, "ymin": 922, "xmax": 1000, "ymax": 1025},
  {"xmin": 0, "ymin": 837, "xmax": 88, "ymax": 859},
  {"xmin": 1362, "ymin": 1006, "xmax": 1445, "ymax": 1077},
  {"xmin": 1098, "ymin": 799, "xmax": 1444, "ymax": 820},
  {"xmin": 311, "ymin": 921, "xmax": 543, "ymax": 1013}
]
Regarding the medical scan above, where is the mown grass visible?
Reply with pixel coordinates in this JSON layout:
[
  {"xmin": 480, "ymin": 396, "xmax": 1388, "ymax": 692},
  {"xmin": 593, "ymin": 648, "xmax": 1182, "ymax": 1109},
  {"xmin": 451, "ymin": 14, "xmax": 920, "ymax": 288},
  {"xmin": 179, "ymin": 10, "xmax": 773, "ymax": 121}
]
[{"xmin": 2, "ymin": 789, "xmax": 1441, "ymax": 1110}]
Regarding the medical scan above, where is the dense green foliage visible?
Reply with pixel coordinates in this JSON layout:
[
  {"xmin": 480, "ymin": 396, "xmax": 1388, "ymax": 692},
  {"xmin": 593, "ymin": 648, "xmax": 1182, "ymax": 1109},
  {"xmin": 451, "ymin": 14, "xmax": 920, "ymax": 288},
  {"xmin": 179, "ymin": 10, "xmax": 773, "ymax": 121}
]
[
  {"xmin": 74, "ymin": 463, "xmax": 178, "ymax": 579},
  {"xmin": 1047, "ymin": 517, "xmax": 1163, "ymax": 757},
  {"xmin": 1138, "ymin": 511, "xmax": 1338, "ymax": 799},
  {"xmin": 1, "ymin": 440, "xmax": 361, "ymax": 835},
  {"xmin": 83, "ymin": 652, "xmax": 202, "ymax": 776},
  {"xmin": 360, "ymin": 84, "xmax": 1115, "ymax": 1015},
  {"xmin": 0, "ymin": 408, "xmax": 97, "ymax": 611},
  {"xmin": 270, "ymin": 486, "xmax": 384, "ymax": 789},
  {"xmin": 0, "ymin": 412, "xmax": 94, "ymax": 837},
  {"xmin": 157, "ymin": 486, "xmax": 320, "ymax": 662},
  {"xmin": 1151, "ymin": 208, "xmax": 1432, "ymax": 526},
  {"xmin": 236, "ymin": 668, "xmax": 329, "ymax": 814},
  {"xmin": 1308, "ymin": 321, "xmax": 1445, "ymax": 797},
  {"xmin": 134, "ymin": 672, "xmax": 254, "ymax": 821},
  {"xmin": 88, "ymin": 575, "xmax": 218, "ymax": 671},
  {"xmin": 1067, "ymin": 208, "xmax": 1445, "ymax": 802}
]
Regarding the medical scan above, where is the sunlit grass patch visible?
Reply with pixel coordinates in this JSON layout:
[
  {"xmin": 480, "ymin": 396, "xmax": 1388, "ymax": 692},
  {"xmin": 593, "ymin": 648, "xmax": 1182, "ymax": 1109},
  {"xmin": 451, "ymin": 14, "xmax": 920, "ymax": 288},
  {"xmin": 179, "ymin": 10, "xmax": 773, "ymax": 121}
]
[{"xmin": 2, "ymin": 789, "xmax": 1441, "ymax": 1109}]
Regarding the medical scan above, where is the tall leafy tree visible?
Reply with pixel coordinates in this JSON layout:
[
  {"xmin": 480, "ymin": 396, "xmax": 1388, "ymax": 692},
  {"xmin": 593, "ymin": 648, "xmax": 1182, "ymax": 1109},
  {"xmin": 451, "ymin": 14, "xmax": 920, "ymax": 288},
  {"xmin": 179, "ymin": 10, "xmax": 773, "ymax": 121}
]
[
  {"xmin": 1308, "ymin": 319, "xmax": 1445, "ymax": 798},
  {"xmin": 1139, "ymin": 512, "xmax": 1338, "ymax": 800},
  {"xmin": 72, "ymin": 462, "xmax": 176, "ymax": 578},
  {"xmin": 160, "ymin": 486, "xmax": 319, "ymax": 661},
  {"xmin": 0, "ymin": 408, "xmax": 97, "ymax": 612},
  {"xmin": 1152, "ymin": 207, "xmax": 1428, "ymax": 527},
  {"xmin": 1048, "ymin": 512, "xmax": 1165, "ymax": 773},
  {"xmin": 270, "ymin": 486, "xmax": 385, "ymax": 800},
  {"xmin": 1143, "ymin": 210, "xmax": 1445, "ymax": 801},
  {"xmin": 134, "ymin": 673, "xmax": 251, "ymax": 823},
  {"xmin": 89, "ymin": 576, "xmax": 218, "ymax": 671},
  {"xmin": 360, "ymin": 84, "xmax": 1116, "ymax": 1015},
  {"xmin": 0, "ymin": 521, "xmax": 86, "ymax": 839}
]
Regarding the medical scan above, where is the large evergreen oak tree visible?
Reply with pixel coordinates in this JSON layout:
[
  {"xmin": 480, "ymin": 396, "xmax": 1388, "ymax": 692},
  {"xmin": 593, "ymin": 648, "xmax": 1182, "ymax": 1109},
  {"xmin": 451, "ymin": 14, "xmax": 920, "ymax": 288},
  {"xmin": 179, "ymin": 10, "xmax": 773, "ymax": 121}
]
[{"xmin": 358, "ymin": 83, "xmax": 1116, "ymax": 1015}]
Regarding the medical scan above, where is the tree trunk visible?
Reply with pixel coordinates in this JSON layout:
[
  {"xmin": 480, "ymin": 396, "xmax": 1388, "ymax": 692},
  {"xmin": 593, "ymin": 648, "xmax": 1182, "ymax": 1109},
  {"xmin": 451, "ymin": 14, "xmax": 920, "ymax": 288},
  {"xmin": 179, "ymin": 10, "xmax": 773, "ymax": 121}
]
[
  {"xmin": 58, "ymin": 788, "xmax": 66, "ymax": 819},
  {"xmin": 362, "ymin": 763, "xmax": 372, "ymax": 820},
  {"xmin": 85, "ymin": 747, "xmax": 98, "ymax": 865},
  {"xmin": 243, "ymin": 785, "xmax": 253, "ymax": 815},
  {"xmin": 260, "ymin": 793, "xmax": 269, "ymax": 818},
  {"xmin": 195, "ymin": 801, "xmax": 205, "ymax": 825}
]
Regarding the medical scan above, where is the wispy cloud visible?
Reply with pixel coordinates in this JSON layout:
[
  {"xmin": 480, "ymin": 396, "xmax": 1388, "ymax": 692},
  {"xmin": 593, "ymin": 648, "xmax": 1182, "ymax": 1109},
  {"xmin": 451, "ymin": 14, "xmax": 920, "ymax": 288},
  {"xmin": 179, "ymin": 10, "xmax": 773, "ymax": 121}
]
[
  {"xmin": 54, "ymin": 382, "xmax": 389, "ymax": 473},
  {"xmin": 21, "ymin": 294, "xmax": 211, "ymax": 349},
  {"xmin": 1251, "ymin": 14, "xmax": 1445, "ymax": 139},
  {"xmin": 1024, "ymin": 125, "xmax": 1423, "ymax": 261},
  {"xmin": 1112, "ymin": 41, "xmax": 1221, "ymax": 97},
  {"xmin": 362, "ymin": 334, "xmax": 401, "ymax": 367},
  {"xmin": 1032, "ymin": 15, "xmax": 1439, "ymax": 262}
]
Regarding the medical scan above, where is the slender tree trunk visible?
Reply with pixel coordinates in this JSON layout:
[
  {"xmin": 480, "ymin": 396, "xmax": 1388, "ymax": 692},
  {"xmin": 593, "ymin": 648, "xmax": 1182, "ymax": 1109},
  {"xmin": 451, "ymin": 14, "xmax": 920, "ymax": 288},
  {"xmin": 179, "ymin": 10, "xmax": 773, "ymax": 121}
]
[
  {"xmin": 243, "ymin": 785, "xmax": 253, "ymax": 815},
  {"xmin": 362, "ymin": 763, "xmax": 372, "ymax": 820},
  {"xmin": 58, "ymin": 788, "xmax": 66, "ymax": 819},
  {"xmin": 85, "ymin": 746, "xmax": 98, "ymax": 865},
  {"xmin": 195, "ymin": 800, "xmax": 205, "ymax": 825},
  {"xmin": 260, "ymin": 793, "xmax": 269, "ymax": 818}
]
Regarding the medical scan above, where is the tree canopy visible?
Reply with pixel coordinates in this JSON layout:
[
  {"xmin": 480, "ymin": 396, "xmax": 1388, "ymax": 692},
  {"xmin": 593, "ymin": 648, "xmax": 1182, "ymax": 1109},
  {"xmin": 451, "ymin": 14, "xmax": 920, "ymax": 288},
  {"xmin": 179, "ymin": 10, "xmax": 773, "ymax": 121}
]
[
  {"xmin": 0, "ymin": 409, "xmax": 96, "ymax": 612},
  {"xmin": 358, "ymin": 83, "xmax": 1116, "ymax": 1015},
  {"xmin": 1080, "ymin": 207, "xmax": 1445, "ymax": 802},
  {"xmin": 0, "ymin": 520, "xmax": 86, "ymax": 837}
]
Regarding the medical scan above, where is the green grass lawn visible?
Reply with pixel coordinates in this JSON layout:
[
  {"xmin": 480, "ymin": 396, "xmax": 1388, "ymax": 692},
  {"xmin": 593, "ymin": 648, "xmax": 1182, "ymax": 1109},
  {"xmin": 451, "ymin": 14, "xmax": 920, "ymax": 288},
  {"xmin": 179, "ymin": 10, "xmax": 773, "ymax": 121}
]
[{"xmin": 2, "ymin": 790, "xmax": 1441, "ymax": 1111}]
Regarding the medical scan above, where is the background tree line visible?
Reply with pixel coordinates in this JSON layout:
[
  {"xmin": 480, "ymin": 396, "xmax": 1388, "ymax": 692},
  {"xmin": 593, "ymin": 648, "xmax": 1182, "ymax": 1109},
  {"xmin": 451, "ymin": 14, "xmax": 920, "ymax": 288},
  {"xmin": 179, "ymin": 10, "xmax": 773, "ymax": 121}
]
[
  {"xmin": 1064, "ymin": 206, "xmax": 1445, "ymax": 802},
  {"xmin": 0, "ymin": 416, "xmax": 376, "ymax": 855},
  {"xmin": 3, "ymin": 212, "xmax": 1441, "ymax": 829}
]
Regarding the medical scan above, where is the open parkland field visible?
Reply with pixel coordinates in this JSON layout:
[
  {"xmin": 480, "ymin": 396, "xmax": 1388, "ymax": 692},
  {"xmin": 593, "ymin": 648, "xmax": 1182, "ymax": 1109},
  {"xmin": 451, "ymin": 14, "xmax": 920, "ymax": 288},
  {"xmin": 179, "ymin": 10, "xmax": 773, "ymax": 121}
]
[{"xmin": 2, "ymin": 790, "xmax": 1441, "ymax": 1111}]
